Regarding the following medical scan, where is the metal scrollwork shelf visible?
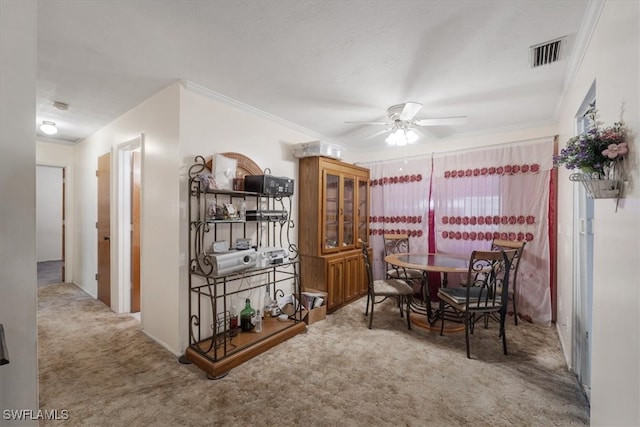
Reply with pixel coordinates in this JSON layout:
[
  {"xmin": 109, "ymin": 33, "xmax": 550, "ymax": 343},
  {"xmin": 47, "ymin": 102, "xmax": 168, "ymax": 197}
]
[{"xmin": 178, "ymin": 155, "xmax": 305, "ymax": 380}]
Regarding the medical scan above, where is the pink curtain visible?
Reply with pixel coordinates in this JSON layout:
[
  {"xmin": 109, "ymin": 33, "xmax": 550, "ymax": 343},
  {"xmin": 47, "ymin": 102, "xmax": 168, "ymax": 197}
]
[
  {"xmin": 432, "ymin": 137, "xmax": 554, "ymax": 324},
  {"xmin": 365, "ymin": 158, "xmax": 431, "ymax": 280}
]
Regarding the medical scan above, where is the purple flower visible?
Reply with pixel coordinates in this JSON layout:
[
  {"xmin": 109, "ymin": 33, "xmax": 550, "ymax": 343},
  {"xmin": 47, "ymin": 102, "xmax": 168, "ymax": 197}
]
[{"xmin": 554, "ymin": 109, "xmax": 626, "ymax": 174}]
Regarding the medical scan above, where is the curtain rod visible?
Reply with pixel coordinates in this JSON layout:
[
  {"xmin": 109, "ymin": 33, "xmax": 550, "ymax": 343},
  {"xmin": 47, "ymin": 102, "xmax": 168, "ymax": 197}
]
[{"xmin": 355, "ymin": 135, "xmax": 556, "ymax": 166}]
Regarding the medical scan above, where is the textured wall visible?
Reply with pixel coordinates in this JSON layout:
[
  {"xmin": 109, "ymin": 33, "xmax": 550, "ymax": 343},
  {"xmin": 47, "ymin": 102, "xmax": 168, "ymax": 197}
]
[{"xmin": 0, "ymin": 0, "xmax": 39, "ymax": 422}]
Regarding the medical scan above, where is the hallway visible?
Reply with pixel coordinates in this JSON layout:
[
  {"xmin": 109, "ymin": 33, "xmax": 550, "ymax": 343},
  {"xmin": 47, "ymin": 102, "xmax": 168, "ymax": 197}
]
[{"xmin": 37, "ymin": 260, "xmax": 63, "ymax": 287}]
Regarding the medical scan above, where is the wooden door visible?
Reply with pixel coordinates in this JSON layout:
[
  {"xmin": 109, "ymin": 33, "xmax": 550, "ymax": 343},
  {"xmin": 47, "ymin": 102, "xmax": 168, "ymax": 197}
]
[
  {"xmin": 131, "ymin": 151, "xmax": 141, "ymax": 312},
  {"xmin": 358, "ymin": 249, "xmax": 371, "ymax": 296},
  {"xmin": 327, "ymin": 258, "xmax": 344, "ymax": 309},
  {"xmin": 344, "ymin": 252, "xmax": 360, "ymax": 302},
  {"xmin": 97, "ymin": 153, "xmax": 111, "ymax": 307}
]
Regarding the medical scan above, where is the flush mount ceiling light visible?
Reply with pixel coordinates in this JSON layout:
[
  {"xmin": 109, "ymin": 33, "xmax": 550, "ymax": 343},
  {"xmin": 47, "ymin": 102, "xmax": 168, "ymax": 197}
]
[
  {"xmin": 39, "ymin": 121, "xmax": 58, "ymax": 135},
  {"xmin": 385, "ymin": 126, "xmax": 419, "ymax": 146},
  {"xmin": 53, "ymin": 101, "xmax": 69, "ymax": 110}
]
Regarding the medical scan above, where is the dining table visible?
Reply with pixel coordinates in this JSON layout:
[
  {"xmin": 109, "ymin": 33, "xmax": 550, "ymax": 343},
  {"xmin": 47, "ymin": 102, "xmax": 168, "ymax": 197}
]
[{"xmin": 384, "ymin": 252, "xmax": 471, "ymax": 328}]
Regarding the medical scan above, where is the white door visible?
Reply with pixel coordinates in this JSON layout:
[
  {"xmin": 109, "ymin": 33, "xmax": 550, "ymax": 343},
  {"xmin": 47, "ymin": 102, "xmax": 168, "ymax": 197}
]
[{"xmin": 573, "ymin": 185, "xmax": 593, "ymax": 400}]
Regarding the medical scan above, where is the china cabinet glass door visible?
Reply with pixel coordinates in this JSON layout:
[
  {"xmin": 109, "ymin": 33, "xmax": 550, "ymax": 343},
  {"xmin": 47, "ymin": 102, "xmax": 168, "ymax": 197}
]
[
  {"xmin": 342, "ymin": 176, "xmax": 355, "ymax": 247},
  {"xmin": 324, "ymin": 172, "xmax": 340, "ymax": 250},
  {"xmin": 357, "ymin": 177, "xmax": 369, "ymax": 246}
]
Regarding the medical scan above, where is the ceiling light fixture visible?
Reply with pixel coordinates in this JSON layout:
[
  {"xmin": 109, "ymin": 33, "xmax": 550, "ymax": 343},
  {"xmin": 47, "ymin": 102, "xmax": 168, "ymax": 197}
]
[
  {"xmin": 385, "ymin": 126, "xmax": 419, "ymax": 146},
  {"xmin": 39, "ymin": 121, "xmax": 58, "ymax": 135},
  {"xmin": 53, "ymin": 101, "xmax": 69, "ymax": 110}
]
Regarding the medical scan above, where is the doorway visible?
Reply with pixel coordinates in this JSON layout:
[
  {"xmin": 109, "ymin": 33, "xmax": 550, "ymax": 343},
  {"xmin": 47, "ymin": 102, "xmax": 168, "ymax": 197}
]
[
  {"xmin": 117, "ymin": 136, "xmax": 142, "ymax": 315},
  {"xmin": 573, "ymin": 185, "xmax": 593, "ymax": 400},
  {"xmin": 36, "ymin": 165, "xmax": 65, "ymax": 286},
  {"xmin": 572, "ymin": 87, "xmax": 596, "ymax": 402},
  {"xmin": 96, "ymin": 137, "xmax": 143, "ymax": 315},
  {"xmin": 97, "ymin": 153, "xmax": 111, "ymax": 306}
]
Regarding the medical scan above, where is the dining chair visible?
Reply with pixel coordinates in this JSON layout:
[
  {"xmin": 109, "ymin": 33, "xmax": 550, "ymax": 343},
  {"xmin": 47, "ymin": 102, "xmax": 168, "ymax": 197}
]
[
  {"xmin": 383, "ymin": 233, "xmax": 425, "ymax": 296},
  {"xmin": 437, "ymin": 249, "xmax": 517, "ymax": 358},
  {"xmin": 491, "ymin": 239, "xmax": 526, "ymax": 325},
  {"xmin": 361, "ymin": 240, "xmax": 413, "ymax": 330}
]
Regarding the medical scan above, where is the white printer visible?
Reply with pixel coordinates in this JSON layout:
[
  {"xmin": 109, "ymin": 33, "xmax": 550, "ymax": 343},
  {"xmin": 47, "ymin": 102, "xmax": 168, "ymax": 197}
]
[
  {"xmin": 207, "ymin": 249, "xmax": 257, "ymax": 276},
  {"xmin": 256, "ymin": 247, "xmax": 289, "ymax": 267}
]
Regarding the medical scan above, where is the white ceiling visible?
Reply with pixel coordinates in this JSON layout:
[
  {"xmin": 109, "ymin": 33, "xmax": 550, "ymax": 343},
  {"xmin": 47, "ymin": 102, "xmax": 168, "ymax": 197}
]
[{"xmin": 36, "ymin": 1, "xmax": 590, "ymax": 151}]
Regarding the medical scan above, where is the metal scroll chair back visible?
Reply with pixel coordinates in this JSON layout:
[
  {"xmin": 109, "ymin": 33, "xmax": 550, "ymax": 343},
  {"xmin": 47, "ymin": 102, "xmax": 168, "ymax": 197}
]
[
  {"xmin": 361, "ymin": 240, "xmax": 413, "ymax": 330},
  {"xmin": 438, "ymin": 249, "xmax": 517, "ymax": 358},
  {"xmin": 384, "ymin": 233, "xmax": 410, "ymax": 254},
  {"xmin": 383, "ymin": 233, "xmax": 424, "ymax": 290},
  {"xmin": 490, "ymin": 239, "xmax": 526, "ymax": 325}
]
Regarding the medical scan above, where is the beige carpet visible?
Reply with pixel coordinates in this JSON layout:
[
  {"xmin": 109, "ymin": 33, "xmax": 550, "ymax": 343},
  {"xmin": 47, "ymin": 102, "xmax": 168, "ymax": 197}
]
[
  {"xmin": 37, "ymin": 260, "xmax": 63, "ymax": 287},
  {"xmin": 38, "ymin": 283, "xmax": 589, "ymax": 426}
]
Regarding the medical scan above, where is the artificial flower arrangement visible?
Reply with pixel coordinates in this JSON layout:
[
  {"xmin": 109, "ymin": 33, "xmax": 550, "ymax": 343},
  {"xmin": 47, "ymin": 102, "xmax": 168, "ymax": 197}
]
[{"xmin": 554, "ymin": 105, "xmax": 628, "ymax": 179}]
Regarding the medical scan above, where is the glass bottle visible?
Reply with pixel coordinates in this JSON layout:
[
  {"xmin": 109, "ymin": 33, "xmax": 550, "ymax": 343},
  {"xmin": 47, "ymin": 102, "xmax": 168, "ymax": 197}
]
[
  {"xmin": 229, "ymin": 304, "xmax": 238, "ymax": 337},
  {"xmin": 255, "ymin": 310, "xmax": 263, "ymax": 333},
  {"xmin": 263, "ymin": 286, "xmax": 272, "ymax": 319},
  {"xmin": 240, "ymin": 298, "xmax": 255, "ymax": 332}
]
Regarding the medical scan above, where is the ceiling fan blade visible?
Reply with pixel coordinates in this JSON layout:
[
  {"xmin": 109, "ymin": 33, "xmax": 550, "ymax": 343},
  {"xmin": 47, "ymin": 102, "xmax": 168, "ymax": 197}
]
[
  {"xmin": 363, "ymin": 128, "xmax": 393, "ymax": 140},
  {"xmin": 412, "ymin": 127, "xmax": 429, "ymax": 138},
  {"xmin": 344, "ymin": 121, "xmax": 389, "ymax": 125},
  {"xmin": 398, "ymin": 102, "xmax": 423, "ymax": 121},
  {"xmin": 414, "ymin": 116, "xmax": 468, "ymax": 126}
]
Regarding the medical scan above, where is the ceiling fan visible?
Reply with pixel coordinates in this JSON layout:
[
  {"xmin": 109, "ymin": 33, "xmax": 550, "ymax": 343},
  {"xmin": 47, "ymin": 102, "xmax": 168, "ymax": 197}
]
[{"xmin": 346, "ymin": 102, "xmax": 467, "ymax": 146}]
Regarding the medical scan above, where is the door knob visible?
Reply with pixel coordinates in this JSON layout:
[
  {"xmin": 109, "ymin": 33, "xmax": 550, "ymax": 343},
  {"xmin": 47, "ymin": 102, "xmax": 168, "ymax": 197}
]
[{"xmin": 104, "ymin": 236, "xmax": 110, "ymax": 241}]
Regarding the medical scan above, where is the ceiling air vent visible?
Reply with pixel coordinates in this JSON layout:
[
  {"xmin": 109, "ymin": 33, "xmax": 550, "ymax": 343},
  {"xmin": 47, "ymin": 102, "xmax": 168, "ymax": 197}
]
[{"xmin": 530, "ymin": 37, "xmax": 564, "ymax": 68}]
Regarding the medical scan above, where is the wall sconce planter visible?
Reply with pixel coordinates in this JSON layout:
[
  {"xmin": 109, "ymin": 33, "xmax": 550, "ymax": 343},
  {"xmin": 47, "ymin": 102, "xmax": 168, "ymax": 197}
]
[
  {"xmin": 569, "ymin": 159, "xmax": 627, "ymax": 200},
  {"xmin": 554, "ymin": 105, "xmax": 629, "ymax": 204},
  {"xmin": 569, "ymin": 159, "xmax": 628, "ymax": 211},
  {"xmin": 569, "ymin": 172, "xmax": 622, "ymax": 199}
]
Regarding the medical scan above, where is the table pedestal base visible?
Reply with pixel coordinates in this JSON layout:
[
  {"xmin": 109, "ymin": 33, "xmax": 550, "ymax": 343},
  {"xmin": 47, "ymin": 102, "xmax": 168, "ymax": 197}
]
[{"xmin": 409, "ymin": 312, "xmax": 465, "ymax": 333}]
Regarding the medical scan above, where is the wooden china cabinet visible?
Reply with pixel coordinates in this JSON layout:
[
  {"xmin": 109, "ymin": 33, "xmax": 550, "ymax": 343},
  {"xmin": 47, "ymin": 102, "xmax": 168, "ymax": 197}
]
[{"xmin": 298, "ymin": 156, "xmax": 370, "ymax": 312}]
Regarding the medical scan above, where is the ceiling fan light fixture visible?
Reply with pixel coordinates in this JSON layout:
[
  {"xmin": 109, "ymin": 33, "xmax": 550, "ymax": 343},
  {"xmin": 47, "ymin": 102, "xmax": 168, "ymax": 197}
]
[
  {"xmin": 39, "ymin": 121, "xmax": 58, "ymax": 135},
  {"xmin": 386, "ymin": 127, "xmax": 419, "ymax": 146}
]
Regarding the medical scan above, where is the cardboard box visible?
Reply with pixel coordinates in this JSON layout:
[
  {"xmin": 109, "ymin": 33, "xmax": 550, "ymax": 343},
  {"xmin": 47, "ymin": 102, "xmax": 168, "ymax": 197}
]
[{"xmin": 301, "ymin": 289, "xmax": 328, "ymax": 325}]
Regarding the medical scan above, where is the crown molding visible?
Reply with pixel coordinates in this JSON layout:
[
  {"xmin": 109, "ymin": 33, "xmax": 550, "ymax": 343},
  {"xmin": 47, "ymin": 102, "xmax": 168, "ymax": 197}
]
[
  {"xmin": 180, "ymin": 80, "xmax": 334, "ymax": 144},
  {"xmin": 36, "ymin": 135, "xmax": 78, "ymax": 146}
]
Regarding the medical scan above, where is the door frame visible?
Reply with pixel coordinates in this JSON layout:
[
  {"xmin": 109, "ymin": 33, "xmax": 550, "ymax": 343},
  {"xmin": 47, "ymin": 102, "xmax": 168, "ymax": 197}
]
[
  {"xmin": 35, "ymin": 164, "xmax": 67, "ymax": 282},
  {"xmin": 115, "ymin": 135, "xmax": 143, "ymax": 314},
  {"xmin": 571, "ymin": 85, "xmax": 596, "ymax": 401}
]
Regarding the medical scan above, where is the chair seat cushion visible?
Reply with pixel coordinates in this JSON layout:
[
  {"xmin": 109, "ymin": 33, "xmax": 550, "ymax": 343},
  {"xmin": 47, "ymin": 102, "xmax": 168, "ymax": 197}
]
[
  {"xmin": 373, "ymin": 278, "xmax": 413, "ymax": 296},
  {"xmin": 438, "ymin": 287, "xmax": 502, "ymax": 310},
  {"xmin": 387, "ymin": 268, "xmax": 423, "ymax": 280}
]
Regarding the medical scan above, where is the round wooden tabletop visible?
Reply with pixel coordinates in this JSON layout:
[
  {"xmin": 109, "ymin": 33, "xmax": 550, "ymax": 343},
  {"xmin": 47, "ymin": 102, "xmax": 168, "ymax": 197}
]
[{"xmin": 384, "ymin": 253, "xmax": 470, "ymax": 273}]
